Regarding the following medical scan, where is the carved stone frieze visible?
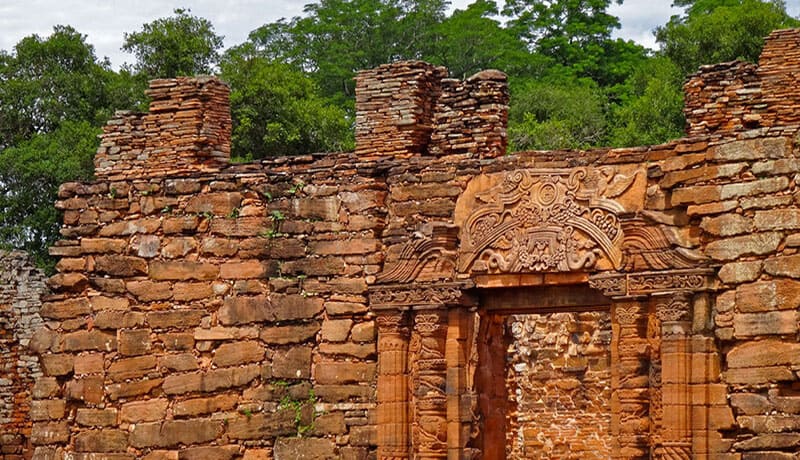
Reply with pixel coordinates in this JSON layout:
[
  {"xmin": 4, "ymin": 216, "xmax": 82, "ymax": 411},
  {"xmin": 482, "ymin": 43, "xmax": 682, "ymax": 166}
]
[
  {"xmin": 457, "ymin": 167, "xmax": 643, "ymax": 274},
  {"xmin": 621, "ymin": 218, "xmax": 707, "ymax": 271},
  {"xmin": 589, "ymin": 269, "xmax": 715, "ymax": 298},
  {"xmin": 369, "ymin": 282, "xmax": 471, "ymax": 310},
  {"xmin": 377, "ymin": 223, "xmax": 459, "ymax": 284}
]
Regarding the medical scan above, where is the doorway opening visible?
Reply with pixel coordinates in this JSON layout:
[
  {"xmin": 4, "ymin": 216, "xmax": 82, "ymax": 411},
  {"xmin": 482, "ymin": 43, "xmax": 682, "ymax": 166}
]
[{"xmin": 473, "ymin": 285, "xmax": 613, "ymax": 460}]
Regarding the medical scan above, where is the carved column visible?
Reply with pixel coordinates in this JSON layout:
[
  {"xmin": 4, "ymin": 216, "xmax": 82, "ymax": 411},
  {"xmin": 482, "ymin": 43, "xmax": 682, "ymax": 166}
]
[
  {"xmin": 612, "ymin": 301, "xmax": 651, "ymax": 460},
  {"xmin": 655, "ymin": 293, "xmax": 692, "ymax": 459},
  {"xmin": 412, "ymin": 310, "xmax": 448, "ymax": 459},
  {"xmin": 377, "ymin": 312, "xmax": 412, "ymax": 460}
]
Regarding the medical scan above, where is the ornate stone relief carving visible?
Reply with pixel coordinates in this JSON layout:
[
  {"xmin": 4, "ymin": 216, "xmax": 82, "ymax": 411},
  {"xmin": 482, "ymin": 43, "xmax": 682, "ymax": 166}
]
[
  {"xmin": 369, "ymin": 282, "xmax": 469, "ymax": 310},
  {"xmin": 377, "ymin": 223, "xmax": 459, "ymax": 284},
  {"xmin": 620, "ymin": 218, "xmax": 706, "ymax": 271},
  {"xmin": 588, "ymin": 269, "xmax": 714, "ymax": 298},
  {"xmin": 458, "ymin": 167, "xmax": 642, "ymax": 274}
]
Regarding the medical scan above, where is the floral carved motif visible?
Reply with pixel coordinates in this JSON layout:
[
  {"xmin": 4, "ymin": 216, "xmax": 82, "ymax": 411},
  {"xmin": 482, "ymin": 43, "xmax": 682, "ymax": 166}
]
[
  {"xmin": 589, "ymin": 269, "xmax": 714, "ymax": 298},
  {"xmin": 369, "ymin": 283, "xmax": 469, "ymax": 310},
  {"xmin": 458, "ymin": 167, "xmax": 638, "ymax": 274}
]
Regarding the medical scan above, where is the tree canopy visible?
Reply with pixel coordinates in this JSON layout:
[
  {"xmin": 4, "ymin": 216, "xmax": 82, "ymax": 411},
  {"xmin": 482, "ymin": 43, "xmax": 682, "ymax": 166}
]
[{"xmin": 1, "ymin": 0, "xmax": 798, "ymax": 269}]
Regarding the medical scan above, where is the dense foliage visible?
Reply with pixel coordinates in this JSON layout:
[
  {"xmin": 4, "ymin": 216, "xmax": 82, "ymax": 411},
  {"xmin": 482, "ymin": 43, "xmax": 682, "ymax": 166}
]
[{"xmin": 1, "ymin": 0, "xmax": 797, "ymax": 269}]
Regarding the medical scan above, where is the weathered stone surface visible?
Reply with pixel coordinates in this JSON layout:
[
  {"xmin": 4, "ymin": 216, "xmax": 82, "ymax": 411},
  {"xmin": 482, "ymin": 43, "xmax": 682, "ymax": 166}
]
[
  {"xmin": 734, "ymin": 310, "xmax": 799, "ymax": 337},
  {"xmin": 321, "ymin": 319, "xmax": 352, "ymax": 342},
  {"xmin": 754, "ymin": 209, "xmax": 800, "ymax": 231},
  {"xmin": 350, "ymin": 321, "xmax": 375, "ymax": 342},
  {"xmin": 40, "ymin": 354, "xmax": 74, "ymax": 376},
  {"xmin": 213, "ymin": 340, "xmax": 265, "ymax": 367},
  {"xmin": 74, "ymin": 430, "xmax": 129, "ymax": 452},
  {"xmin": 108, "ymin": 355, "xmax": 157, "ymax": 381},
  {"xmin": 63, "ymin": 330, "xmax": 117, "ymax": 352},
  {"xmin": 149, "ymin": 261, "xmax": 219, "ymax": 280},
  {"xmin": 106, "ymin": 378, "xmax": 163, "ymax": 400},
  {"xmin": 30, "ymin": 400, "xmax": 66, "ymax": 421},
  {"xmin": 219, "ymin": 294, "xmax": 323, "ymax": 325},
  {"xmin": 118, "ymin": 329, "xmax": 151, "ymax": 356},
  {"xmin": 309, "ymin": 239, "xmax": 379, "ymax": 256},
  {"xmin": 764, "ymin": 254, "xmax": 800, "ymax": 278},
  {"xmin": 701, "ymin": 213, "xmax": 754, "ymax": 236},
  {"xmin": 130, "ymin": 419, "xmax": 223, "ymax": 448},
  {"xmin": 159, "ymin": 353, "xmax": 199, "ymax": 372},
  {"xmin": 162, "ymin": 365, "xmax": 261, "ymax": 394},
  {"xmin": 707, "ymin": 137, "xmax": 790, "ymax": 161},
  {"xmin": 173, "ymin": 282, "xmax": 215, "ymax": 301},
  {"xmin": 40, "ymin": 298, "xmax": 90, "ymax": 320},
  {"xmin": 226, "ymin": 411, "xmax": 297, "ymax": 439},
  {"xmin": 315, "ymin": 362, "xmax": 376, "ymax": 384},
  {"xmin": 147, "ymin": 310, "xmax": 205, "ymax": 329},
  {"xmin": 718, "ymin": 261, "xmax": 763, "ymax": 284},
  {"xmin": 74, "ymin": 353, "xmax": 104, "ymax": 375},
  {"xmin": 173, "ymin": 393, "xmax": 238, "ymax": 417},
  {"xmin": 76, "ymin": 408, "xmax": 118, "ymax": 427},
  {"xmin": 319, "ymin": 342, "xmax": 375, "ymax": 359},
  {"xmin": 185, "ymin": 192, "xmax": 242, "ymax": 215},
  {"xmin": 220, "ymin": 260, "xmax": 268, "ymax": 279},
  {"xmin": 728, "ymin": 340, "xmax": 800, "ymax": 369},
  {"xmin": 127, "ymin": 280, "xmax": 172, "ymax": 301},
  {"xmin": 274, "ymin": 437, "xmax": 337, "ymax": 459},
  {"xmin": 95, "ymin": 255, "xmax": 148, "ymax": 276},
  {"xmin": 272, "ymin": 346, "xmax": 313, "ymax": 379},
  {"xmin": 179, "ymin": 446, "xmax": 238, "ymax": 460},
  {"xmin": 705, "ymin": 233, "xmax": 782, "ymax": 261},
  {"xmin": 733, "ymin": 433, "xmax": 800, "ymax": 451},
  {"xmin": 218, "ymin": 295, "xmax": 271, "ymax": 325},
  {"xmin": 259, "ymin": 323, "xmax": 321, "ymax": 344},
  {"xmin": 736, "ymin": 280, "xmax": 800, "ymax": 312},
  {"xmin": 120, "ymin": 399, "xmax": 168, "ymax": 422},
  {"xmin": 30, "ymin": 422, "xmax": 69, "ymax": 445}
]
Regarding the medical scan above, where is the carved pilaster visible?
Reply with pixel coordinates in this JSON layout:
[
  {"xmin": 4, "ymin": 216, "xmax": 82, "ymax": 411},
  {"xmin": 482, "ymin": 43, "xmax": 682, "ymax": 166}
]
[
  {"xmin": 377, "ymin": 312, "xmax": 412, "ymax": 460},
  {"xmin": 612, "ymin": 302, "xmax": 650, "ymax": 460},
  {"xmin": 654, "ymin": 294, "xmax": 692, "ymax": 459},
  {"xmin": 412, "ymin": 310, "xmax": 448, "ymax": 459}
]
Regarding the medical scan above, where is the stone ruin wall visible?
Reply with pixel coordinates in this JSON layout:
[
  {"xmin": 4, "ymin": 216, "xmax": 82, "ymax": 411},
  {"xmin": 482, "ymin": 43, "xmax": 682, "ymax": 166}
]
[
  {"xmin": 0, "ymin": 251, "xmax": 47, "ymax": 459},
  {"xmin": 5, "ymin": 27, "xmax": 800, "ymax": 460}
]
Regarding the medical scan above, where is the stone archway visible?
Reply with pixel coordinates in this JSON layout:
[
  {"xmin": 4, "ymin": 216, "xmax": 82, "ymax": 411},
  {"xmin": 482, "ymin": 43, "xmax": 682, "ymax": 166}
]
[{"xmin": 369, "ymin": 167, "xmax": 718, "ymax": 459}]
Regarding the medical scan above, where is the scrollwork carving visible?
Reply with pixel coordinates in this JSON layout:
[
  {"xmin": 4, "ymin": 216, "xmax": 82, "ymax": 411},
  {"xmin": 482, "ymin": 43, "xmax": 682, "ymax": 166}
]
[
  {"xmin": 459, "ymin": 167, "xmax": 637, "ymax": 274},
  {"xmin": 377, "ymin": 223, "xmax": 459, "ymax": 284},
  {"xmin": 655, "ymin": 296, "xmax": 692, "ymax": 323},
  {"xmin": 369, "ymin": 283, "xmax": 467, "ymax": 309}
]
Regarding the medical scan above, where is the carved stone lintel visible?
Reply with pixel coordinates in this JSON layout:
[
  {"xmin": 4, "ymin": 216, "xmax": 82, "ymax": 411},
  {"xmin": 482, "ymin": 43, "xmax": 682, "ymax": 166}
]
[
  {"xmin": 369, "ymin": 282, "xmax": 471, "ymax": 310},
  {"xmin": 589, "ymin": 269, "xmax": 714, "ymax": 298}
]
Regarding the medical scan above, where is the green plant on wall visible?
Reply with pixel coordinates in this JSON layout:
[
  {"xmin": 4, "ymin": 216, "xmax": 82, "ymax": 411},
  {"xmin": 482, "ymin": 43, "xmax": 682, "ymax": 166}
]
[{"xmin": 278, "ymin": 389, "xmax": 319, "ymax": 436}]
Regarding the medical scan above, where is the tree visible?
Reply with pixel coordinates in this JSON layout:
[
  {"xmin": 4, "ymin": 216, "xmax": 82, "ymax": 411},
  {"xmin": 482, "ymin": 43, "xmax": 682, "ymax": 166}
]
[
  {"xmin": 0, "ymin": 121, "xmax": 100, "ymax": 269},
  {"xmin": 220, "ymin": 49, "xmax": 353, "ymax": 159},
  {"xmin": 609, "ymin": 57, "xmax": 685, "ymax": 147},
  {"xmin": 656, "ymin": 0, "xmax": 799, "ymax": 75},
  {"xmin": 502, "ymin": 0, "xmax": 646, "ymax": 86},
  {"xmin": 122, "ymin": 8, "xmax": 224, "ymax": 78},
  {"xmin": 508, "ymin": 77, "xmax": 608, "ymax": 150},
  {"xmin": 426, "ymin": 0, "xmax": 532, "ymax": 79},
  {"xmin": 0, "ymin": 26, "xmax": 112, "ymax": 148}
]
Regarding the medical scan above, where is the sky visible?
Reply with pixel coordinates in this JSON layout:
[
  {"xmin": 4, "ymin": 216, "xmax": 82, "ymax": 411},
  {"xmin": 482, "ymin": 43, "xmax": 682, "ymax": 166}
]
[{"xmin": 0, "ymin": 0, "xmax": 798, "ymax": 69}]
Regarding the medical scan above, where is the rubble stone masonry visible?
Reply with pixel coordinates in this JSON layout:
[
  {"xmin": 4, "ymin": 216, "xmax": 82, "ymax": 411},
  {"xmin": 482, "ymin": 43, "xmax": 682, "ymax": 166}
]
[
  {"xmin": 7, "ymin": 28, "xmax": 800, "ymax": 459},
  {"xmin": 1, "ymin": 251, "xmax": 47, "ymax": 459}
]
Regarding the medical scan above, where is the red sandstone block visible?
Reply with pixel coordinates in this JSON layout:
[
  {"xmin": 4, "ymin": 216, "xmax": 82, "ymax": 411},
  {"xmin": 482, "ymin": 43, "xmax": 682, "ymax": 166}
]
[
  {"xmin": 149, "ymin": 260, "xmax": 219, "ymax": 280},
  {"xmin": 315, "ymin": 362, "xmax": 376, "ymax": 384},
  {"xmin": 106, "ymin": 378, "xmax": 163, "ymax": 401},
  {"xmin": 126, "ymin": 280, "xmax": 172, "ymax": 301}
]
